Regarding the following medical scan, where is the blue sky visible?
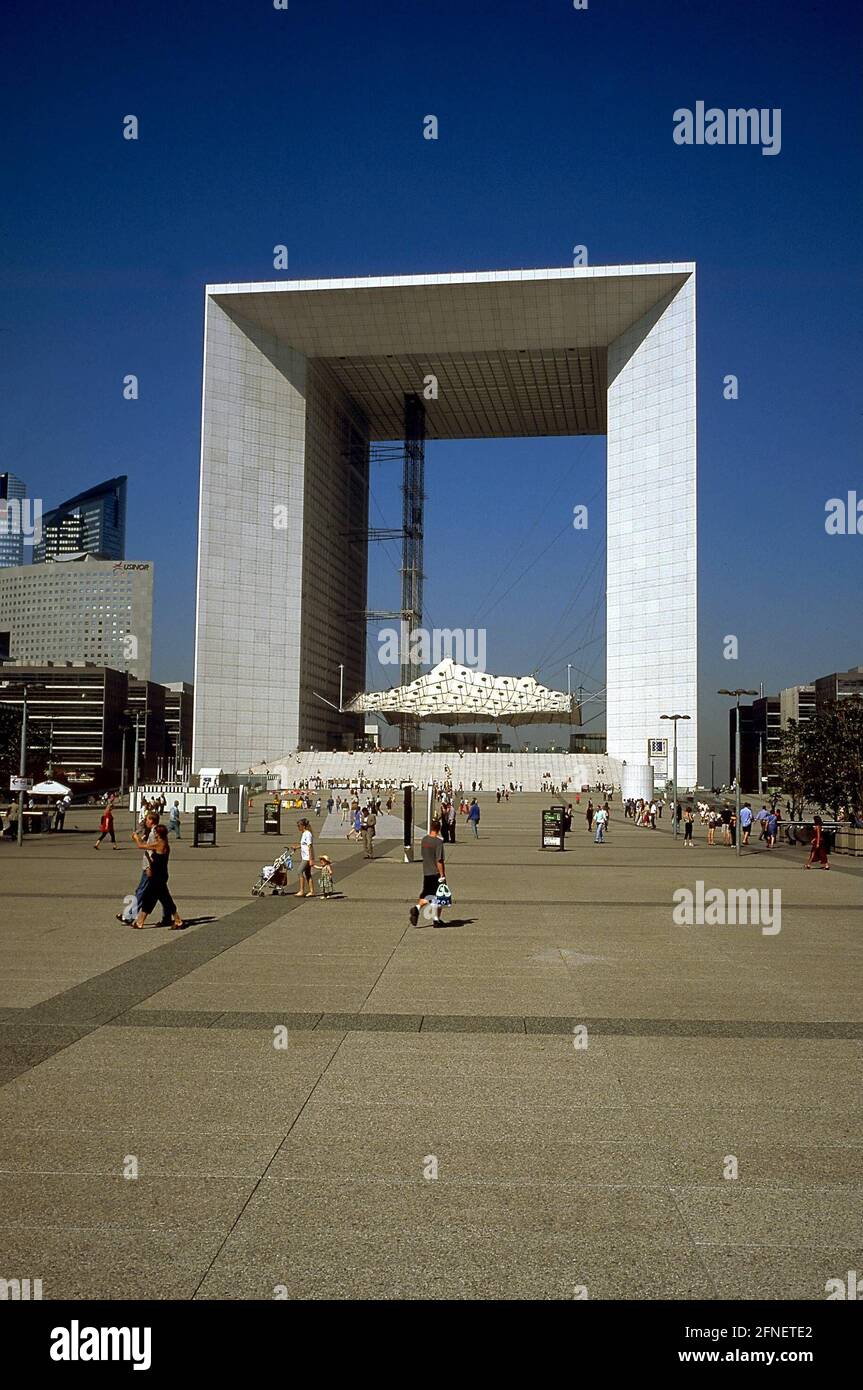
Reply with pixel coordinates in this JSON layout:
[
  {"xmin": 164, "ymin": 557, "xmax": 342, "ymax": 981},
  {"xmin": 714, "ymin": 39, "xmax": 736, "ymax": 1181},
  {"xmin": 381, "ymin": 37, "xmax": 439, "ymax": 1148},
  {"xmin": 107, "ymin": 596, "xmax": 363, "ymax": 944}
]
[{"xmin": 2, "ymin": 0, "xmax": 861, "ymax": 779}]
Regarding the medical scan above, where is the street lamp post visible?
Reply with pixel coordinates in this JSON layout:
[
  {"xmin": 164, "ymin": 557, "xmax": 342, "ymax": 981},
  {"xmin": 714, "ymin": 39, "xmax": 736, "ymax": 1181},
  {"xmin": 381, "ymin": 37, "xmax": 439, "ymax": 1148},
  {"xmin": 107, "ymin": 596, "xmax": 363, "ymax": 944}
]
[
  {"xmin": 16, "ymin": 684, "xmax": 28, "ymax": 848},
  {"xmin": 660, "ymin": 714, "xmax": 691, "ymax": 839},
  {"xmin": 131, "ymin": 709, "xmax": 142, "ymax": 823},
  {"xmin": 119, "ymin": 718, "xmax": 128, "ymax": 800},
  {"xmin": 718, "ymin": 688, "xmax": 758, "ymax": 858},
  {"xmin": 567, "ymin": 665, "xmax": 573, "ymax": 740},
  {"xmin": 710, "ymin": 752, "xmax": 716, "ymax": 793}
]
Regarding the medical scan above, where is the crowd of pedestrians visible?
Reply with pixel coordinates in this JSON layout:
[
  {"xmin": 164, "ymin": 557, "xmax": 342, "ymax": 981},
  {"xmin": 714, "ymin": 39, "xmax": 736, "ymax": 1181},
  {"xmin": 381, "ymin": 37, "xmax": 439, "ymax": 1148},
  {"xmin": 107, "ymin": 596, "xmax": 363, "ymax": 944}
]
[
  {"xmin": 336, "ymin": 794, "xmax": 381, "ymax": 857},
  {"xmin": 84, "ymin": 772, "xmax": 850, "ymax": 935},
  {"xmin": 615, "ymin": 796, "xmax": 834, "ymax": 866},
  {"xmin": 435, "ymin": 794, "xmax": 481, "ymax": 840},
  {"xmin": 624, "ymin": 797, "xmax": 664, "ymax": 827},
  {"xmin": 700, "ymin": 802, "xmax": 782, "ymax": 849}
]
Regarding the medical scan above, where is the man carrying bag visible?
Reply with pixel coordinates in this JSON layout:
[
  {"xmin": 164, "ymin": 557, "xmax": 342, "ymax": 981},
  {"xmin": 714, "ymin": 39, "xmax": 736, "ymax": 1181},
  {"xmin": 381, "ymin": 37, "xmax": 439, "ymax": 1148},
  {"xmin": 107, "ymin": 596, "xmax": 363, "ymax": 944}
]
[{"xmin": 410, "ymin": 818, "xmax": 451, "ymax": 928}]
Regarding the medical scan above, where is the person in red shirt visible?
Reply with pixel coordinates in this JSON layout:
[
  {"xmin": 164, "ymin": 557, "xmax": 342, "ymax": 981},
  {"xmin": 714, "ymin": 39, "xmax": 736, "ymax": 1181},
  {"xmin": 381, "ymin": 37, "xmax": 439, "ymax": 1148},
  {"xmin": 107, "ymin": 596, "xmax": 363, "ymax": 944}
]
[{"xmin": 94, "ymin": 803, "xmax": 119, "ymax": 849}]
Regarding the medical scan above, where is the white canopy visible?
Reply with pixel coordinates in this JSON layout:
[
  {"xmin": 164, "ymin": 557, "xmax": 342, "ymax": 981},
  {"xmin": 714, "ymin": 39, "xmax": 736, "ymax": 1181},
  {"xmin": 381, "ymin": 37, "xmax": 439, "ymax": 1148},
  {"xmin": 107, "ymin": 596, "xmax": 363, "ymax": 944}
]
[
  {"xmin": 344, "ymin": 659, "xmax": 578, "ymax": 727},
  {"xmin": 30, "ymin": 780, "xmax": 71, "ymax": 797}
]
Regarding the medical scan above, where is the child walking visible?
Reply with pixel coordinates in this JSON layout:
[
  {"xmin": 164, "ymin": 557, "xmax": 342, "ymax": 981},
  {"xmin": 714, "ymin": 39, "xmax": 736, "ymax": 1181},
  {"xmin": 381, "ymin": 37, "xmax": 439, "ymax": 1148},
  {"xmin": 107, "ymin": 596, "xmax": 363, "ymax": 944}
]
[{"xmin": 318, "ymin": 855, "xmax": 334, "ymax": 898}]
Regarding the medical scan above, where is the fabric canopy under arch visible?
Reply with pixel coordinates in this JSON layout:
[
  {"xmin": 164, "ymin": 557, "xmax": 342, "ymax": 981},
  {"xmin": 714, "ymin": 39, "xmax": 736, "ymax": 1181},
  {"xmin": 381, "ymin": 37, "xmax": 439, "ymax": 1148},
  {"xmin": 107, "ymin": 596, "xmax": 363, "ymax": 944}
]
[{"xmin": 343, "ymin": 659, "xmax": 580, "ymax": 728}]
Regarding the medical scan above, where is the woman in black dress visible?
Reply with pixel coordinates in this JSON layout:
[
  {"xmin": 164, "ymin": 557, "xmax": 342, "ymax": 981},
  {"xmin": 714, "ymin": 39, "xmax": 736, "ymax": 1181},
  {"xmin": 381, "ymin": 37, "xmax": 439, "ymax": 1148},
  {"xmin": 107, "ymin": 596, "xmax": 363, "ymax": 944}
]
[{"xmin": 132, "ymin": 824, "xmax": 184, "ymax": 928}]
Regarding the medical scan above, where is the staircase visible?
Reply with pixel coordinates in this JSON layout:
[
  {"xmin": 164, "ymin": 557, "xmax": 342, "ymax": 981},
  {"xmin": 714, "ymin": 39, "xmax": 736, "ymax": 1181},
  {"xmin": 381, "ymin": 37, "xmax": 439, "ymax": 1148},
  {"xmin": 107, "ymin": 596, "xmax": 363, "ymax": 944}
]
[{"xmin": 268, "ymin": 750, "xmax": 622, "ymax": 792}]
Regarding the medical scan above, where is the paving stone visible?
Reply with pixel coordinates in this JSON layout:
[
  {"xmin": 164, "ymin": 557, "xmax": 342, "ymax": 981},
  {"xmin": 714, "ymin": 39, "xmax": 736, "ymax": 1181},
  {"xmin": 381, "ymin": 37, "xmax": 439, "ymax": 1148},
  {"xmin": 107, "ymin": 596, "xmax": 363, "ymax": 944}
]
[
  {"xmin": 317, "ymin": 1013, "xmax": 422, "ymax": 1032},
  {"xmin": 703, "ymin": 1247, "xmax": 863, "ymax": 1301},
  {"xmin": 202, "ymin": 1011, "xmax": 323, "ymax": 1030},
  {"xmin": 0, "ymin": 1172, "xmax": 258, "ymax": 1230},
  {"xmin": 0, "ymin": 1126, "xmax": 286, "ymax": 1177},
  {"xmin": 671, "ymin": 1186, "xmax": 863, "ymax": 1248},
  {"xmin": 236, "ymin": 1175, "xmax": 695, "ymax": 1247},
  {"xmin": 0, "ymin": 1225, "xmax": 227, "ymax": 1300},
  {"xmin": 195, "ymin": 1230, "xmax": 714, "ymax": 1300},
  {"xmin": 419, "ymin": 1014, "xmax": 526, "ymax": 1033},
  {"xmin": 104, "ymin": 1009, "xmax": 227, "ymax": 1028}
]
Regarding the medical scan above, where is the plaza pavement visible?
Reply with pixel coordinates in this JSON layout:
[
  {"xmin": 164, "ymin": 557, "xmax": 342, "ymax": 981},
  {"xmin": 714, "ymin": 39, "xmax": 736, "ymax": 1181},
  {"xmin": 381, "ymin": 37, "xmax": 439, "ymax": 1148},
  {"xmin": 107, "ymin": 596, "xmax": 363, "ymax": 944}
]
[{"xmin": 0, "ymin": 795, "xmax": 860, "ymax": 1300}]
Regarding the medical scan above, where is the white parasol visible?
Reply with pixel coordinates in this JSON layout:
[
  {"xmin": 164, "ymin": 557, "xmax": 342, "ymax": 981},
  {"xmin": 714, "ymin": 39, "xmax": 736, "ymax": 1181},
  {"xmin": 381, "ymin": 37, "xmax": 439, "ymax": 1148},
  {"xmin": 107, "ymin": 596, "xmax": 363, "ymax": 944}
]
[{"xmin": 30, "ymin": 780, "xmax": 72, "ymax": 797}]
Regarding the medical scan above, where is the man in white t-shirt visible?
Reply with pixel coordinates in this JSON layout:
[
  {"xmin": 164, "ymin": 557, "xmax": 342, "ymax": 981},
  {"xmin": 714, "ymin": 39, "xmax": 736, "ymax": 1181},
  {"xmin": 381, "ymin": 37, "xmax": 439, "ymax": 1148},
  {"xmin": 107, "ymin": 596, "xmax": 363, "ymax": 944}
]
[{"xmin": 294, "ymin": 818, "xmax": 316, "ymax": 897}]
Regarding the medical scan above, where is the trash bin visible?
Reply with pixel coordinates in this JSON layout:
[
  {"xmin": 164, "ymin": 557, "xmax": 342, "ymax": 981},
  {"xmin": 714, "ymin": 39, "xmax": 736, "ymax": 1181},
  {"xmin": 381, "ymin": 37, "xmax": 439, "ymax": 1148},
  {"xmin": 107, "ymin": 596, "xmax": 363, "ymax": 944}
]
[{"xmin": 194, "ymin": 805, "xmax": 217, "ymax": 847}]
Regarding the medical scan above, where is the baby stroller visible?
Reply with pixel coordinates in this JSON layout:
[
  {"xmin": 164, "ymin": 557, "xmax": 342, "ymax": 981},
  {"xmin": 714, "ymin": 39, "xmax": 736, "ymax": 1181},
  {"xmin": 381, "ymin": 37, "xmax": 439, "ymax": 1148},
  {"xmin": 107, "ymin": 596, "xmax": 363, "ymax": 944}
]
[{"xmin": 251, "ymin": 848, "xmax": 293, "ymax": 896}]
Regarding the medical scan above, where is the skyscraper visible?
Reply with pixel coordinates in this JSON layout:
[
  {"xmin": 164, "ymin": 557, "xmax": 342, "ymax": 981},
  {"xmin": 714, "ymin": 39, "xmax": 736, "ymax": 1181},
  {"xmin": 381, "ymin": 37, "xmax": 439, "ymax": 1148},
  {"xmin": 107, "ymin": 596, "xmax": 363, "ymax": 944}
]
[
  {"xmin": 0, "ymin": 472, "xmax": 28, "ymax": 568},
  {"xmin": 194, "ymin": 263, "xmax": 697, "ymax": 777},
  {"xmin": 34, "ymin": 476, "xmax": 127, "ymax": 563}
]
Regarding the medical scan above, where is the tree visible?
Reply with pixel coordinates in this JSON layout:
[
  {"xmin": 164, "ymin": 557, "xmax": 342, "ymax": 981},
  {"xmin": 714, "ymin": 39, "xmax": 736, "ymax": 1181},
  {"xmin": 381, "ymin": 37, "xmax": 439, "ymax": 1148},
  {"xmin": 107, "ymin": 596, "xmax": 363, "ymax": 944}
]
[
  {"xmin": 775, "ymin": 719, "xmax": 805, "ymax": 819},
  {"xmin": 0, "ymin": 705, "xmax": 19, "ymax": 779},
  {"xmin": 802, "ymin": 698, "xmax": 863, "ymax": 816},
  {"xmin": 778, "ymin": 698, "xmax": 863, "ymax": 817},
  {"xmin": 0, "ymin": 705, "xmax": 50, "ymax": 783}
]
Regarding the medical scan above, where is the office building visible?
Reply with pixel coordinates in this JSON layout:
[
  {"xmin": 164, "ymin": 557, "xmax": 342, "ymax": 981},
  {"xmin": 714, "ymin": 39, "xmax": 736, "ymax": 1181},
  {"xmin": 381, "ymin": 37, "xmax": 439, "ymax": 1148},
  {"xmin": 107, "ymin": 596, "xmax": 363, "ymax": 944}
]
[
  {"xmin": 753, "ymin": 695, "xmax": 781, "ymax": 787},
  {"xmin": 34, "ymin": 476, "xmax": 126, "ymax": 563},
  {"xmin": 779, "ymin": 684, "xmax": 816, "ymax": 729},
  {"xmin": 730, "ymin": 696, "xmax": 781, "ymax": 791},
  {"xmin": 729, "ymin": 702, "xmax": 758, "ymax": 790},
  {"xmin": 163, "ymin": 681, "xmax": 194, "ymax": 776},
  {"xmin": 0, "ymin": 555, "xmax": 152, "ymax": 678},
  {"xmin": 127, "ymin": 679, "xmax": 166, "ymax": 782},
  {"xmin": 815, "ymin": 665, "xmax": 863, "ymax": 710},
  {"xmin": 0, "ymin": 663, "xmax": 127, "ymax": 787}
]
